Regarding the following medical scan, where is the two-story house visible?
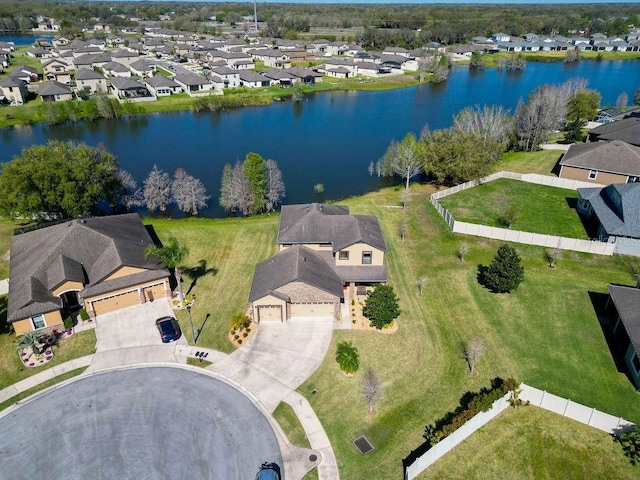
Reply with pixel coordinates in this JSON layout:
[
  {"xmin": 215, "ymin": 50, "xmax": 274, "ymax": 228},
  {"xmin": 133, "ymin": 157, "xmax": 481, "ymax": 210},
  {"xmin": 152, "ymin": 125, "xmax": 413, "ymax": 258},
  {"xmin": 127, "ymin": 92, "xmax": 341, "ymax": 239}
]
[{"xmin": 248, "ymin": 203, "xmax": 387, "ymax": 322}]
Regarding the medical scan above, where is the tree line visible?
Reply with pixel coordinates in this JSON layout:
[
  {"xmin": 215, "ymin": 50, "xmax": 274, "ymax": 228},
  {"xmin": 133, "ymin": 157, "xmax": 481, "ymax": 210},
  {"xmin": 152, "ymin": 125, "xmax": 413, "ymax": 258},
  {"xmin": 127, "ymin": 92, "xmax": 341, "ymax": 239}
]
[
  {"xmin": 374, "ymin": 79, "xmax": 627, "ymax": 188},
  {"xmin": 219, "ymin": 152, "xmax": 286, "ymax": 216},
  {"xmin": 0, "ymin": 140, "xmax": 210, "ymax": 220}
]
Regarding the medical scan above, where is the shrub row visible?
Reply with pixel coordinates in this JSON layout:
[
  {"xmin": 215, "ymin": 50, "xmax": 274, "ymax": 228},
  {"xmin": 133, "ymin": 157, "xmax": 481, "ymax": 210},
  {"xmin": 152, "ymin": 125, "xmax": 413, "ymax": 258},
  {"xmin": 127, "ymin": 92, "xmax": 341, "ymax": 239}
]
[{"xmin": 423, "ymin": 377, "xmax": 519, "ymax": 447}]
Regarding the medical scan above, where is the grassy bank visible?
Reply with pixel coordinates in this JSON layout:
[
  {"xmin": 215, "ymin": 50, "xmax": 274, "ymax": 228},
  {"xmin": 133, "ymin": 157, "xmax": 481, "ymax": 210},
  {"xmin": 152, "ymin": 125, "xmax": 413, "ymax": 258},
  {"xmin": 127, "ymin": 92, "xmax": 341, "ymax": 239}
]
[{"xmin": 481, "ymin": 50, "xmax": 640, "ymax": 67}]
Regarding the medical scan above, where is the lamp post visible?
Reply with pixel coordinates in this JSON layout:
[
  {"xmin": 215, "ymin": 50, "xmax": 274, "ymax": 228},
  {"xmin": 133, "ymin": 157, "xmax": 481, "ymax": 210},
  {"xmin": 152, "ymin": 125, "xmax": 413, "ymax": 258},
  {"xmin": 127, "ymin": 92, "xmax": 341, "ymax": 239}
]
[{"xmin": 186, "ymin": 303, "xmax": 196, "ymax": 344}]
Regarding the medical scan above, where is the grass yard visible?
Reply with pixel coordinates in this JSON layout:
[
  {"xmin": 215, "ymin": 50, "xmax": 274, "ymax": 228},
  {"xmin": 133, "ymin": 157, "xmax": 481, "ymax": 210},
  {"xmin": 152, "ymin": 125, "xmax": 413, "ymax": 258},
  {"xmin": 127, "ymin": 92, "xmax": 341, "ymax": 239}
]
[
  {"xmin": 272, "ymin": 402, "xmax": 319, "ymax": 480},
  {"xmin": 142, "ymin": 178, "xmax": 640, "ymax": 479},
  {"xmin": 0, "ymin": 295, "xmax": 96, "ymax": 390},
  {"xmin": 498, "ymin": 149, "xmax": 563, "ymax": 175},
  {"xmin": 418, "ymin": 406, "xmax": 638, "ymax": 479},
  {"xmin": 437, "ymin": 178, "xmax": 586, "ymax": 238}
]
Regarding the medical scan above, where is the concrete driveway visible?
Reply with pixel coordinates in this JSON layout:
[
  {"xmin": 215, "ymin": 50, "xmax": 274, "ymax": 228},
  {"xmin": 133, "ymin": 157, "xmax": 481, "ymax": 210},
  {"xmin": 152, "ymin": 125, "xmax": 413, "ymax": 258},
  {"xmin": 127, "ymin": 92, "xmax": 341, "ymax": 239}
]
[
  {"xmin": 94, "ymin": 299, "xmax": 185, "ymax": 352},
  {"xmin": 210, "ymin": 317, "xmax": 334, "ymax": 413},
  {"xmin": 0, "ymin": 368, "xmax": 282, "ymax": 480}
]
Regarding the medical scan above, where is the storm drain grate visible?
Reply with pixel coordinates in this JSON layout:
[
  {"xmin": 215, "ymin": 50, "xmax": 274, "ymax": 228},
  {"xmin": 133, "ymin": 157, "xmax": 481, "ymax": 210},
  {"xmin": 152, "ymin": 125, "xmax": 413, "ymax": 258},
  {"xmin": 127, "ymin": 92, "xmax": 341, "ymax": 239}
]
[{"xmin": 353, "ymin": 435, "xmax": 374, "ymax": 455}]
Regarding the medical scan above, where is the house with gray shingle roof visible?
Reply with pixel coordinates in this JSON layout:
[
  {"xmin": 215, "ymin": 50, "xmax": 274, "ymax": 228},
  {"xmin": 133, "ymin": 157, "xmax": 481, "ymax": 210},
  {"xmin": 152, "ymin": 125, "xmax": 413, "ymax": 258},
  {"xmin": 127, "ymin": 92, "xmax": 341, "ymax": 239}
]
[
  {"xmin": 249, "ymin": 203, "xmax": 387, "ymax": 322},
  {"xmin": 75, "ymin": 68, "xmax": 107, "ymax": 94},
  {"xmin": 587, "ymin": 118, "xmax": 640, "ymax": 147},
  {"xmin": 559, "ymin": 140, "xmax": 640, "ymax": 184},
  {"xmin": 606, "ymin": 278, "xmax": 640, "ymax": 389},
  {"xmin": 109, "ymin": 77, "xmax": 152, "ymax": 99},
  {"xmin": 577, "ymin": 183, "xmax": 640, "ymax": 256},
  {"xmin": 7, "ymin": 214, "xmax": 170, "ymax": 335},
  {"xmin": 145, "ymin": 75, "xmax": 181, "ymax": 96},
  {"xmin": 38, "ymin": 80, "xmax": 73, "ymax": 102},
  {"xmin": 0, "ymin": 77, "xmax": 29, "ymax": 105}
]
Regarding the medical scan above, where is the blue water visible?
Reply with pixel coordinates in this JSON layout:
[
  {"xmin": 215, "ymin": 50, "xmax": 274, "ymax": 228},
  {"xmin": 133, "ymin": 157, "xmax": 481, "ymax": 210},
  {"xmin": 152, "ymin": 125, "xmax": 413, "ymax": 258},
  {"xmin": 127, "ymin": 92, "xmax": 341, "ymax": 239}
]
[
  {"xmin": 0, "ymin": 34, "xmax": 55, "ymax": 46},
  {"xmin": 0, "ymin": 60, "xmax": 638, "ymax": 217}
]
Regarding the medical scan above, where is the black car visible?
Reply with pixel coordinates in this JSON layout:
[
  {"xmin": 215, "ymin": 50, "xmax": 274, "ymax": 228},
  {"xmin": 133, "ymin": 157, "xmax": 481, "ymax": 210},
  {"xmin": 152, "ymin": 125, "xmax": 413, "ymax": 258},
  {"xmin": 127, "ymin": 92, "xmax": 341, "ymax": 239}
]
[
  {"xmin": 155, "ymin": 316, "xmax": 181, "ymax": 343},
  {"xmin": 256, "ymin": 462, "xmax": 280, "ymax": 480}
]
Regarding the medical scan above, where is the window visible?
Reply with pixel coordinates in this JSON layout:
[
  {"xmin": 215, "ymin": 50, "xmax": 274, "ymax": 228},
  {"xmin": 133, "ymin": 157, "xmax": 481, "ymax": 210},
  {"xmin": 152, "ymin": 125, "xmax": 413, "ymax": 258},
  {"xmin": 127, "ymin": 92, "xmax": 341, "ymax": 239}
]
[
  {"xmin": 362, "ymin": 251, "xmax": 372, "ymax": 265},
  {"xmin": 588, "ymin": 170, "xmax": 598, "ymax": 180},
  {"xmin": 628, "ymin": 176, "xmax": 639, "ymax": 183},
  {"xmin": 339, "ymin": 251, "xmax": 349, "ymax": 260},
  {"xmin": 633, "ymin": 355, "xmax": 640, "ymax": 375},
  {"xmin": 31, "ymin": 314, "xmax": 46, "ymax": 330}
]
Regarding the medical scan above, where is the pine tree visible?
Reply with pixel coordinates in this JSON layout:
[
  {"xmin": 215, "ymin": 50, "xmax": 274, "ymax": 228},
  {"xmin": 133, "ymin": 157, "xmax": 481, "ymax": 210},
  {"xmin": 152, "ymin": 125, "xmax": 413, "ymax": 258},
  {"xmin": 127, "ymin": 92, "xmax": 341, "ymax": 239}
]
[{"xmin": 483, "ymin": 244, "xmax": 525, "ymax": 293}]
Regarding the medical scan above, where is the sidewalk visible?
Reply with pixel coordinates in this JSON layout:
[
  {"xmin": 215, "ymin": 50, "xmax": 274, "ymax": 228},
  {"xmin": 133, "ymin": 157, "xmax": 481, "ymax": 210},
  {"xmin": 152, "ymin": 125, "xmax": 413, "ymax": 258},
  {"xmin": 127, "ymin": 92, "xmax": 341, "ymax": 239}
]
[{"xmin": 0, "ymin": 355, "xmax": 93, "ymax": 404}]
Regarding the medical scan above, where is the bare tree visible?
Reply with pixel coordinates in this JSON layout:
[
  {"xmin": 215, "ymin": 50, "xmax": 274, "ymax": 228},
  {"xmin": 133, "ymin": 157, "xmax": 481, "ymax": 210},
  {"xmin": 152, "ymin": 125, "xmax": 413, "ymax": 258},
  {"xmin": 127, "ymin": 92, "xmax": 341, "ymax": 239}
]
[
  {"xmin": 368, "ymin": 161, "xmax": 374, "ymax": 176},
  {"xmin": 462, "ymin": 337, "xmax": 485, "ymax": 374},
  {"xmin": 400, "ymin": 214, "xmax": 409, "ymax": 243},
  {"xmin": 231, "ymin": 161, "xmax": 254, "ymax": 216},
  {"xmin": 400, "ymin": 188, "xmax": 411, "ymax": 210},
  {"xmin": 458, "ymin": 242, "xmax": 469, "ymax": 263},
  {"xmin": 117, "ymin": 169, "xmax": 143, "ymax": 210},
  {"xmin": 418, "ymin": 276, "xmax": 427, "ymax": 295},
  {"xmin": 546, "ymin": 248, "xmax": 561, "ymax": 268},
  {"xmin": 265, "ymin": 159, "xmax": 286, "ymax": 211},
  {"xmin": 219, "ymin": 163, "xmax": 235, "ymax": 212},
  {"xmin": 360, "ymin": 368, "xmax": 383, "ymax": 413},
  {"xmin": 172, "ymin": 168, "xmax": 210, "ymax": 216},
  {"xmin": 380, "ymin": 132, "xmax": 423, "ymax": 192},
  {"xmin": 452, "ymin": 105, "xmax": 514, "ymax": 147},
  {"xmin": 143, "ymin": 165, "xmax": 172, "ymax": 213},
  {"xmin": 616, "ymin": 92, "xmax": 628, "ymax": 109}
]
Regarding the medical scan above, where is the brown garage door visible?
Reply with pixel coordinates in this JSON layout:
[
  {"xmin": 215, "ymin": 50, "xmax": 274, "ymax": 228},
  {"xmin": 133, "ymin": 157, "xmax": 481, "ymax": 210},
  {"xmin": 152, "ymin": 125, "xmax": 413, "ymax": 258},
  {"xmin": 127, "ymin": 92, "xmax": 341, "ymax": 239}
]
[
  {"xmin": 142, "ymin": 283, "xmax": 166, "ymax": 302},
  {"xmin": 257, "ymin": 305, "xmax": 283, "ymax": 322},
  {"xmin": 91, "ymin": 290, "xmax": 140, "ymax": 316},
  {"xmin": 290, "ymin": 303, "xmax": 334, "ymax": 318}
]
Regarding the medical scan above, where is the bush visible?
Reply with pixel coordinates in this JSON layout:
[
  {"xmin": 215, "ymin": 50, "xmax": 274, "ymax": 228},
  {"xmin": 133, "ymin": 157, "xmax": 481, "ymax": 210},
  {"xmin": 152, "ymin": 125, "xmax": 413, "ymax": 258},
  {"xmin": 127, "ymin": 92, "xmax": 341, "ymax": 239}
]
[
  {"xmin": 335, "ymin": 341, "xmax": 359, "ymax": 374},
  {"xmin": 423, "ymin": 377, "xmax": 519, "ymax": 447},
  {"xmin": 230, "ymin": 312, "xmax": 250, "ymax": 331},
  {"xmin": 362, "ymin": 284, "xmax": 401, "ymax": 329},
  {"xmin": 481, "ymin": 244, "xmax": 525, "ymax": 293},
  {"xmin": 63, "ymin": 316, "xmax": 73, "ymax": 329},
  {"xmin": 79, "ymin": 308, "xmax": 89, "ymax": 321},
  {"xmin": 615, "ymin": 426, "xmax": 640, "ymax": 466}
]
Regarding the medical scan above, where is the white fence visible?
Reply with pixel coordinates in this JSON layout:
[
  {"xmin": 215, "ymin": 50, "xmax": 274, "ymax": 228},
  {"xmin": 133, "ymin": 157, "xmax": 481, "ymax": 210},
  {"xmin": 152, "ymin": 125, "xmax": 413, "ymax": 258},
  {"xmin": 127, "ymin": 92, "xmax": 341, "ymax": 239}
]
[
  {"xmin": 403, "ymin": 383, "xmax": 635, "ymax": 480},
  {"xmin": 404, "ymin": 391, "xmax": 513, "ymax": 480},
  {"xmin": 519, "ymin": 384, "xmax": 634, "ymax": 434},
  {"xmin": 429, "ymin": 171, "xmax": 615, "ymax": 256}
]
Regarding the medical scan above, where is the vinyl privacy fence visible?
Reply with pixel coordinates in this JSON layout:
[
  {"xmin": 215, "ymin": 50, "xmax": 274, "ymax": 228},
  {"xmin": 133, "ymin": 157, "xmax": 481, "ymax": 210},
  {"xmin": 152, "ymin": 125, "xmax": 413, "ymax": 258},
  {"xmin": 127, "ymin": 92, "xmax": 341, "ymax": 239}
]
[
  {"xmin": 429, "ymin": 171, "xmax": 616, "ymax": 255},
  {"xmin": 404, "ymin": 383, "xmax": 634, "ymax": 480}
]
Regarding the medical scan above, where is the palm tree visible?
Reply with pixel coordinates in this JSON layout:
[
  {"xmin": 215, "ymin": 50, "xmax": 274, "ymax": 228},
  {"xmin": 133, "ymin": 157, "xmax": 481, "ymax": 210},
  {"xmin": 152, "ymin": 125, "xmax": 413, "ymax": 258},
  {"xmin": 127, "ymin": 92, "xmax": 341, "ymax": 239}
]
[
  {"xmin": 145, "ymin": 236, "xmax": 189, "ymax": 304},
  {"xmin": 335, "ymin": 341, "xmax": 359, "ymax": 375},
  {"xmin": 16, "ymin": 331, "xmax": 44, "ymax": 359}
]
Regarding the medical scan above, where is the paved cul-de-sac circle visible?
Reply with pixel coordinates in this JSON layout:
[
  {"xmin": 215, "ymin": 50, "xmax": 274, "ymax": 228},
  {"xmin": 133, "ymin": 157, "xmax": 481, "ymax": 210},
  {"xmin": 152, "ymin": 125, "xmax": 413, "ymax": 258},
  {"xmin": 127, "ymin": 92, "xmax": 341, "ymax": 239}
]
[{"xmin": 0, "ymin": 368, "xmax": 282, "ymax": 480}]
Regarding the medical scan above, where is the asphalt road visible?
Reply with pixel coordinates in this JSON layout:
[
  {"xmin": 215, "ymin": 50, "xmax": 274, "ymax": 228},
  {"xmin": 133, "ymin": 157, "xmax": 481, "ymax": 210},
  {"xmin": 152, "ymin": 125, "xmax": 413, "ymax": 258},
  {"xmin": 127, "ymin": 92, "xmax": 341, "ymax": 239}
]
[{"xmin": 0, "ymin": 368, "xmax": 282, "ymax": 480}]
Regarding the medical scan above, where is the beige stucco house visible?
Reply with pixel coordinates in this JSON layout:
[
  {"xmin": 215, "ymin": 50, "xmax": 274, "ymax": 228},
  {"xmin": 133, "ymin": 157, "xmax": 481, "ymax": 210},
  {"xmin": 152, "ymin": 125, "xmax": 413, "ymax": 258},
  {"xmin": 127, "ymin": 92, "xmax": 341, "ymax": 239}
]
[
  {"xmin": 249, "ymin": 203, "xmax": 387, "ymax": 322},
  {"xmin": 7, "ymin": 214, "xmax": 170, "ymax": 335},
  {"xmin": 559, "ymin": 140, "xmax": 640, "ymax": 184}
]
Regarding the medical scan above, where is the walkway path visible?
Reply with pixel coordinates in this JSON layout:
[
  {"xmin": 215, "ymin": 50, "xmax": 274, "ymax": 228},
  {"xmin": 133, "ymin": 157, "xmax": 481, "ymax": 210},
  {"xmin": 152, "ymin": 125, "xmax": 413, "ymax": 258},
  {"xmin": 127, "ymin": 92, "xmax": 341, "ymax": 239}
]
[{"xmin": 0, "ymin": 315, "xmax": 340, "ymax": 479}]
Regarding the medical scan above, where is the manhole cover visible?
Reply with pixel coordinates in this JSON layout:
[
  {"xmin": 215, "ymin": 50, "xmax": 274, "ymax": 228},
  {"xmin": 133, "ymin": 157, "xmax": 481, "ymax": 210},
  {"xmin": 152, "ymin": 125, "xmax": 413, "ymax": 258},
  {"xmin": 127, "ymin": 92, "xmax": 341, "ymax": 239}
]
[
  {"xmin": 309, "ymin": 454, "xmax": 318, "ymax": 462},
  {"xmin": 353, "ymin": 435, "xmax": 374, "ymax": 455}
]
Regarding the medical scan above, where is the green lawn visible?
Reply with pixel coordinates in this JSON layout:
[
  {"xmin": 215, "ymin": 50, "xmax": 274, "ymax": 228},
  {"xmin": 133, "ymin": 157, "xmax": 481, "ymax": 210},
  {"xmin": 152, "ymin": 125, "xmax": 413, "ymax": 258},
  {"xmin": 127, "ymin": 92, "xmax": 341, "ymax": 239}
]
[
  {"xmin": 418, "ymin": 406, "xmax": 638, "ymax": 479},
  {"xmin": 438, "ymin": 178, "xmax": 586, "ymax": 238},
  {"xmin": 272, "ymin": 402, "xmax": 319, "ymax": 480},
  {"xmin": 498, "ymin": 149, "xmax": 563, "ymax": 175},
  {"xmin": 0, "ymin": 295, "xmax": 96, "ymax": 390}
]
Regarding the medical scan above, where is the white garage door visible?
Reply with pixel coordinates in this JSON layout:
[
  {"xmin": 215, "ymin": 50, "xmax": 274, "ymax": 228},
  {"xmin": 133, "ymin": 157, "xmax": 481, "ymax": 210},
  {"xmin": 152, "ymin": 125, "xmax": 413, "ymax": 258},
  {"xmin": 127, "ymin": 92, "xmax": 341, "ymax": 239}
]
[
  {"xmin": 290, "ymin": 303, "xmax": 334, "ymax": 318},
  {"xmin": 257, "ymin": 305, "xmax": 283, "ymax": 322}
]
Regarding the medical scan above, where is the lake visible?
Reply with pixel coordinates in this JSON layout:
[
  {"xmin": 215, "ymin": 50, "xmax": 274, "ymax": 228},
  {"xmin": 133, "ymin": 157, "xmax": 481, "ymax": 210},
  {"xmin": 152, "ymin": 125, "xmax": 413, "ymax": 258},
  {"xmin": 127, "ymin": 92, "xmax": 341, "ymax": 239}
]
[
  {"xmin": 0, "ymin": 34, "xmax": 55, "ymax": 46},
  {"xmin": 1, "ymin": 59, "xmax": 638, "ymax": 217}
]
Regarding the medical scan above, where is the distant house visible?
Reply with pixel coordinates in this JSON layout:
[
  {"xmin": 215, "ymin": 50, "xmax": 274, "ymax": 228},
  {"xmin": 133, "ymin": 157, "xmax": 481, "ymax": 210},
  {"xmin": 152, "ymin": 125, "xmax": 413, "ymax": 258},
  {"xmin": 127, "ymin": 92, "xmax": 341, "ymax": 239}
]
[
  {"xmin": 26, "ymin": 47, "xmax": 50, "ymax": 59},
  {"xmin": 587, "ymin": 117, "xmax": 640, "ymax": 147},
  {"xmin": 129, "ymin": 59, "xmax": 155, "ymax": 77},
  {"xmin": 75, "ymin": 68, "xmax": 107, "ymax": 94},
  {"xmin": 42, "ymin": 59, "xmax": 71, "ymax": 84},
  {"xmin": 284, "ymin": 67, "xmax": 323, "ymax": 85},
  {"xmin": 382, "ymin": 46, "xmax": 410, "ymax": 58},
  {"xmin": 102, "ymin": 61, "xmax": 132, "ymax": 78},
  {"xmin": 211, "ymin": 66, "xmax": 240, "ymax": 88},
  {"xmin": 606, "ymin": 280, "xmax": 640, "ymax": 389},
  {"xmin": 577, "ymin": 183, "xmax": 640, "ymax": 256},
  {"xmin": 492, "ymin": 32, "xmax": 511, "ymax": 42},
  {"xmin": 39, "ymin": 80, "xmax": 73, "ymax": 102},
  {"xmin": 248, "ymin": 203, "xmax": 387, "ymax": 322},
  {"xmin": 0, "ymin": 77, "xmax": 29, "ymax": 105},
  {"xmin": 145, "ymin": 75, "xmax": 181, "ymax": 96},
  {"xmin": 260, "ymin": 69, "xmax": 295, "ymax": 87},
  {"xmin": 73, "ymin": 52, "xmax": 112, "ymax": 70},
  {"xmin": 7, "ymin": 214, "xmax": 170, "ymax": 335},
  {"xmin": 238, "ymin": 70, "xmax": 271, "ymax": 88},
  {"xmin": 9, "ymin": 65, "xmax": 39, "ymax": 83},
  {"xmin": 559, "ymin": 140, "xmax": 640, "ymax": 184},
  {"xmin": 109, "ymin": 77, "xmax": 152, "ymax": 99},
  {"xmin": 173, "ymin": 73, "xmax": 217, "ymax": 95}
]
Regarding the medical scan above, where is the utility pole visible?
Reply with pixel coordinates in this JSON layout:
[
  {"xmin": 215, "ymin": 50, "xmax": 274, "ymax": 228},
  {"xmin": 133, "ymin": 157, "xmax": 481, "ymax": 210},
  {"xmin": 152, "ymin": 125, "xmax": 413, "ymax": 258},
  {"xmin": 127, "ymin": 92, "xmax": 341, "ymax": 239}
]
[{"xmin": 253, "ymin": 0, "xmax": 258, "ymax": 33}]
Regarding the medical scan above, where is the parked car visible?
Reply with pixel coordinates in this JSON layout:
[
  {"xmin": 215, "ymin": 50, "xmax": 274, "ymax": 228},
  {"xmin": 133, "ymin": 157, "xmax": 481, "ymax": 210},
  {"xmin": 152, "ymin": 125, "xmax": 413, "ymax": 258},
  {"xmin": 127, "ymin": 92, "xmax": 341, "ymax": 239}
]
[
  {"xmin": 256, "ymin": 462, "xmax": 280, "ymax": 480},
  {"xmin": 155, "ymin": 316, "xmax": 181, "ymax": 343}
]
